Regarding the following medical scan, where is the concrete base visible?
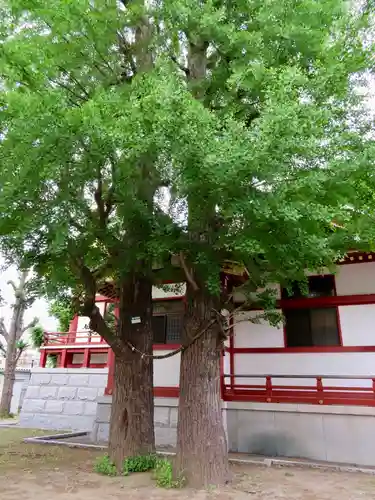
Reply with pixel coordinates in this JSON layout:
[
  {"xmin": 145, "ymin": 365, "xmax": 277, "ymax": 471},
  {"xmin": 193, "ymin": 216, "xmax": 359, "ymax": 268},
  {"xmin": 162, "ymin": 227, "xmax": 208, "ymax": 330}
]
[
  {"xmin": 20, "ymin": 368, "xmax": 375, "ymax": 467},
  {"xmin": 92, "ymin": 396, "xmax": 178, "ymax": 447},
  {"xmin": 226, "ymin": 402, "xmax": 375, "ymax": 467}
]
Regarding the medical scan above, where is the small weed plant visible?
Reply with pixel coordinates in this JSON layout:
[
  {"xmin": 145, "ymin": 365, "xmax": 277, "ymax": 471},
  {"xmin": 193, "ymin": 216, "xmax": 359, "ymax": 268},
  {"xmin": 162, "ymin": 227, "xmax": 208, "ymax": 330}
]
[
  {"xmin": 94, "ymin": 453, "xmax": 184, "ymax": 488},
  {"xmin": 154, "ymin": 457, "xmax": 185, "ymax": 489},
  {"xmin": 94, "ymin": 454, "xmax": 117, "ymax": 476}
]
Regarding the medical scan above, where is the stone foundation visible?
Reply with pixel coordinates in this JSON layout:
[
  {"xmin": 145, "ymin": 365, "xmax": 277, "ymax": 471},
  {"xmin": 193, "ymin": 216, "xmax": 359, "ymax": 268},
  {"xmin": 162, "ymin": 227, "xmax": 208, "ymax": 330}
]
[
  {"xmin": 226, "ymin": 401, "xmax": 375, "ymax": 466},
  {"xmin": 92, "ymin": 396, "xmax": 178, "ymax": 447},
  {"xmin": 20, "ymin": 368, "xmax": 375, "ymax": 467},
  {"xmin": 20, "ymin": 368, "xmax": 108, "ymax": 431}
]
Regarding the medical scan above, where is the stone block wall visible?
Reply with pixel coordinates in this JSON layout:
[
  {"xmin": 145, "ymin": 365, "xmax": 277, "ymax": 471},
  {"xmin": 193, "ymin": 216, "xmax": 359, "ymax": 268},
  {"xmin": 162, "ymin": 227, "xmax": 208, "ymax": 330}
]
[
  {"xmin": 92, "ymin": 396, "xmax": 178, "ymax": 448},
  {"xmin": 20, "ymin": 368, "xmax": 108, "ymax": 431}
]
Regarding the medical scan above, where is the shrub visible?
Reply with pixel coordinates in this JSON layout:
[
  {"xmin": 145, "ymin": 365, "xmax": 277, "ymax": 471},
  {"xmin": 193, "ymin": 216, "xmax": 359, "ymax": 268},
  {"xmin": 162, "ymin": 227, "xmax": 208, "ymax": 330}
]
[
  {"xmin": 94, "ymin": 455, "xmax": 117, "ymax": 476},
  {"xmin": 123, "ymin": 454, "xmax": 156, "ymax": 475},
  {"xmin": 154, "ymin": 457, "xmax": 185, "ymax": 489}
]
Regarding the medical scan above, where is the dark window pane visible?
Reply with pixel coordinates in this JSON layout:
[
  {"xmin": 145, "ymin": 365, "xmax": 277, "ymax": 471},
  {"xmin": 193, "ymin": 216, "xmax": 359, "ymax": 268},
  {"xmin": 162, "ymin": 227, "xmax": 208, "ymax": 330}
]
[
  {"xmin": 308, "ymin": 276, "xmax": 335, "ymax": 298},
  {"xmin": 285, "ymin": 307, "xmax": 340, "ymax": 347},
  {"xmin": 284, "ymin": 309, "xmax": 312, "ymax": 347},
  {"xmin": 310, "ymin": 308, "xmax": 340, "ymax": 346},
  {"xmin": 282, "ymin": 275, "xmax": 335, "ymax": 300},
  {"xmin": 166, "ymin": 315, "xmax": 183, "ymax": 344},
  {"xmin": 152, "ymin": 315, "xmax": 166, "ymax": 344}
]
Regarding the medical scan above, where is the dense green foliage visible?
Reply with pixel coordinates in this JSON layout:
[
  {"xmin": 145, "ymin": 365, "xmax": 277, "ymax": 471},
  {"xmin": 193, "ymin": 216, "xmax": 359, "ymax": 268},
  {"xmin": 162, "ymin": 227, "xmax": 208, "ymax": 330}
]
[
  {"xmin": 0, "ymin": 1, "xmax": 373, "ymax": 309},
  {"xmin": 48, "ymin": 300, "xmax": 74, "ymax": 333},
  {"xmin": 30, "ymin": 325, "xmax": 44, "ymax": 348}
]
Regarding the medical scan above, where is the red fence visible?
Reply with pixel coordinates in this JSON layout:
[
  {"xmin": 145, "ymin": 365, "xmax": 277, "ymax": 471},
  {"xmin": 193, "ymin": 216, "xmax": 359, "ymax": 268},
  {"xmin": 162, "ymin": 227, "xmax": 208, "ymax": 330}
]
[
  {"xmin": 44, "ymin": 331, "xmax": 108, "ymax": 345},
  {"xmin": 223, "ymin": 374, "xmax": 375, "ymax": 406}
]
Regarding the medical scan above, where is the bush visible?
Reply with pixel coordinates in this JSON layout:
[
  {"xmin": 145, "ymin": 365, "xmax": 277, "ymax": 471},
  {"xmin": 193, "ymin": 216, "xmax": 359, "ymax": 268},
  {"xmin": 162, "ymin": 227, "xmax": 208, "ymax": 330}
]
[
  {"xmin": 94, "ymin": 455, "xmax": 117, "ymax": 476},
  {"xmin": 154, "ymin": 457, "xmax": 184, "ymax": 489},
  {"xmin": 123, "ymin": 454, "xmax": 156, "ymax": 475}
]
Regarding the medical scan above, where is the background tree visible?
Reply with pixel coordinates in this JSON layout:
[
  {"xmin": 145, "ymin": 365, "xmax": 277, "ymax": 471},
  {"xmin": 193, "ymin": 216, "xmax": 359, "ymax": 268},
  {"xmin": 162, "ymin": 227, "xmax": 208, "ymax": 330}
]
[
  {"xmin": 48, "ymin": 299, "xmax": 75, "ymax": 333},
  {"xmin": 1, "ymin": 0, "xmax": 375, "ymax": 488},
  {"xmin": 0, "ymin": 270, "xmax": 38, "ymax": 416},
  {"xmin": 0, "ymin": 0, "xmax": 179, "ymax": 467}
]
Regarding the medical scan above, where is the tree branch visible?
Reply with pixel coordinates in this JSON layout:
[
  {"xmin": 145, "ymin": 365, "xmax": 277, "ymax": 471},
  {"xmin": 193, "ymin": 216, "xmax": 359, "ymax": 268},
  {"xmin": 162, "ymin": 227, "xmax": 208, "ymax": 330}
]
[
  {"xmin": 7, "ymin": 280, "xmax": 17, "ymax": 294},
  {"xmin": 170, "ymin": 54, "xmax": 190, "ymax": 77},
  {"xmin": 21, "ymin": 317, "xmax": 38, "ymax": 335},
  {"xmin": 179, "ymin": 252, "xmax": 199, "ymax": 291},
  {"xmin": 94, "ymin": 165, "xmax": 107, "ymax": 229},
  {"xmin": 0, "ymin": 341, "xmax": 6, "ymax": 357},
  {"xmin": 0, "ymin": 318, "xmax": 8, "ymax": 341},
  {"xmin": 70, "ymin": 257, "xmax": 125, "ymax": 356}
]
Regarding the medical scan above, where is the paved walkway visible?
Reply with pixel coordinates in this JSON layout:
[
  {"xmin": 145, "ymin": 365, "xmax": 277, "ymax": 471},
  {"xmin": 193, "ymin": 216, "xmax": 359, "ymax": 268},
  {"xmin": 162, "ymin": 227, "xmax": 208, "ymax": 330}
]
[{"xmin": 0, "ymin": 418, "xmax": 19, "ymax": 427}]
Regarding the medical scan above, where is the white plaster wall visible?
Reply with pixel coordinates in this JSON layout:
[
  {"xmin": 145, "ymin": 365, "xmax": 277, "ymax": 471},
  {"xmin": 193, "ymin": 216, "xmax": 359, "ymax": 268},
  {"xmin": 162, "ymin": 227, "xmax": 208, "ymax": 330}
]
[
  {"xmin": 339, "ymin": 304, "xmax": 375, "ymax": 346},
  {"xmin": 154, "ymin": 351, "xmax": 180, "ymax": 387},
  {"xmin": 232, "ymin": 283, "xmax": 281, "ymax": 303},
  {"xmin": 234, "ymin": 311, "xmax": 284, "ymax": 348},
  {"xmin": 152, "ymin": 284, "xmax": 186, "ymax": 299},
  {"xmin": 336, "ymin": 262, "xmax": 375, "ymax": 296},
  {"xmin": 76, "ymin": 301, "xmax": 106, "ymax": 335},
  {"xmin": 233, "ymin": 352, "xmax": 375, "ymax": 388}
]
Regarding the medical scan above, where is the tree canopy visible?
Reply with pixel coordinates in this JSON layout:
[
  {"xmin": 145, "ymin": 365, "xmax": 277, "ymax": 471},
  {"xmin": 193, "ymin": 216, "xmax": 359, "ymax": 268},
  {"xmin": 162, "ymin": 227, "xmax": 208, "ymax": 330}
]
[{"xmin": 0, "ymin": 1, "xmax": 374, "ymax": 303}]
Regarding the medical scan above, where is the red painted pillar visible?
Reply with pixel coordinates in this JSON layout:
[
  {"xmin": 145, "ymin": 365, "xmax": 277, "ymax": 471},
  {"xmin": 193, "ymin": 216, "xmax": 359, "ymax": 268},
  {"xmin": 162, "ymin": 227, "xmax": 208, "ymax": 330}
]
[
  {"xmin": 39, "ymin": 349, "xmax": 47, "ymax": 368},
  {"xmin": 105, "ymin": 348, "xmax": 115, "ymax": 395},
  {"xmin": 229, "ymin": 315, "xmax": 235, "ymax": 390},
  {"xmin": 82, "ymin": 348, "xmax": 90, "ymax": 368},
  {"xmin": 59, "ymin": 349, "xmax": 67, "ymax": 368}
]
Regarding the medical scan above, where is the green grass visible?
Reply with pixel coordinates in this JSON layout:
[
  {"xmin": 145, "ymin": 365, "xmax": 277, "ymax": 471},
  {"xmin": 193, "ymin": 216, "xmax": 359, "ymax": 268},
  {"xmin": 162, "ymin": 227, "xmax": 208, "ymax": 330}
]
[{"xmin": 0, "ymin": 427, "xmax": 100, "ymax": 472}]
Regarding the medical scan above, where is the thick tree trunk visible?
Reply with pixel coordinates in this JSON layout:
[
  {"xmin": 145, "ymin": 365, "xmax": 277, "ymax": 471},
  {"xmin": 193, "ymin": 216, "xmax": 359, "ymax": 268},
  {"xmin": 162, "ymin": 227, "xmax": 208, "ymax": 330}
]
[
  {"xmin": 0, "ymin": 344, "xmax": 16, "ymax": 416},
  {"xmin": 175, "ymin": 293, "xmax": 230, "ymax": 487},
  {"xmin": 108, "ymin": 277, "xmax": 155, "ymax": 469}
]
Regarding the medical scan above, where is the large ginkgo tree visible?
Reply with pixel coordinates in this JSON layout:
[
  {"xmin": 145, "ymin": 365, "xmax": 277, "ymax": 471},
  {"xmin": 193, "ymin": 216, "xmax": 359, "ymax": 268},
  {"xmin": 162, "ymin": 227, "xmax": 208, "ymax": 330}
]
[{"xmin": 0, "ymin": 0, "xmax": 375, "ymax": 487}]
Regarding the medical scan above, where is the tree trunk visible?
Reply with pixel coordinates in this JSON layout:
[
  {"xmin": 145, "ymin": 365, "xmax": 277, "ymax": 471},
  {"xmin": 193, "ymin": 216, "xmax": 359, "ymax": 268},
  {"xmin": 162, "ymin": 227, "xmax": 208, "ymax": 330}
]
[
  {"xmin": 0, "ymin": 342, "xmax": 17, "ymax": 416},
  {"xmin": 108, "ymin": 277, "xmax": 155, "ymax": 469},
  {"xmin": 175, "ymin": 293, "xmax": 230, "ymax": 487}
]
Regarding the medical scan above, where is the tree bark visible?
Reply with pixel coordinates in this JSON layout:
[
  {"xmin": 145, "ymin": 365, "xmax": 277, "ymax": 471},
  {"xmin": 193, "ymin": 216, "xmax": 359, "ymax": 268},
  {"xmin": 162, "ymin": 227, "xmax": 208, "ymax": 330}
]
[
  {"xmin": 0, "ymin": 271, "xmax": 29, "ymax": 416},
  {"xmin": 0, "ymin": 342, "xmax": 17, "ymax": 416},
  {"xmin": 108, "ymin": 277, "xmax": 155, "ymax": 469},
  {"xmin": 175, "ymin": 291, "xmax": 230, "ymax": 487}
]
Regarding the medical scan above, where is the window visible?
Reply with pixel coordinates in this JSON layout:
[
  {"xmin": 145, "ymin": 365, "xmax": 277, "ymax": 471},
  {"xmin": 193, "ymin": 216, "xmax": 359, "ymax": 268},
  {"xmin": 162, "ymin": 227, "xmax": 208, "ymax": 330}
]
[
  {"xmin": 281, "ymin": 275, "xmax": 335, "ymax": 299},
  {"xmin": 284, "ymin": 308, "xmax": 340, "ymax": 347},
  {"xmin": 282, "ymin": 275, "xmax": 340, "ymax": 347},
  {"xmin": 152, "ymin": 299, "xmax": 184, "ymax": 344}
]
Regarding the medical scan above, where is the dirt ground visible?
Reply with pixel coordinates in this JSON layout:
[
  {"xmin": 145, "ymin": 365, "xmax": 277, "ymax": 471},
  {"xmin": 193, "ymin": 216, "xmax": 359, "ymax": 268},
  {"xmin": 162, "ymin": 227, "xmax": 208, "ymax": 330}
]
[{"xmin": 1, "ymin": 428, "xmax": 375, "ymax": 499}]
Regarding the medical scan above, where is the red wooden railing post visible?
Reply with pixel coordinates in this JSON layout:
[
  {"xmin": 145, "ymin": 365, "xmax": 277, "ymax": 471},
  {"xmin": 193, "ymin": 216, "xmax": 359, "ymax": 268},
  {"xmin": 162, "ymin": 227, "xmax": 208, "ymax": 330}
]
[
  {"xmin": 82, "ymin": 348, "xmax": 90, "ymax": 368},
  {"xmin": 39, "ymin": 349, "xmax": 47, "ymax": 368},
  {"xmin": 266, "ymin": 376, "xmax": 272, "ymax": 402},
  {"xmin": 317, "ymin": 377, "xmax": 324, "ymax": 404},
  {"xmin": 59, "ymin": 350, "xmax": 67, "ymax": 368}
]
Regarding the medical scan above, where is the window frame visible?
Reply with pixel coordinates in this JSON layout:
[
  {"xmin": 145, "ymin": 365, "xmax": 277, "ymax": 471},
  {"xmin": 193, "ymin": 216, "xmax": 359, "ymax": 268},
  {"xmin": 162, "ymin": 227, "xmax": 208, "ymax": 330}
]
[
  {"xmin": 281, "ymin": 275, "xmax": 343, "ymax": 350},
  {"xmin": 152, "ymin": 297, "xmax": 185, "ymax": 348}
]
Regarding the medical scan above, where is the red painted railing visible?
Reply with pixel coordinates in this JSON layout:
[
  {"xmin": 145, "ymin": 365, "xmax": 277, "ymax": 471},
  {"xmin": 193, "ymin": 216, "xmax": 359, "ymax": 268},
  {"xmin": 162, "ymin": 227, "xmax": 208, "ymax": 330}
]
[
  {"xmin": 44, "ymin": 331, "xmax": 108, "ymax": 345},
  {"xmin": 223, "ymin": 374, "xmax": 375, "ymax": 406}
]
